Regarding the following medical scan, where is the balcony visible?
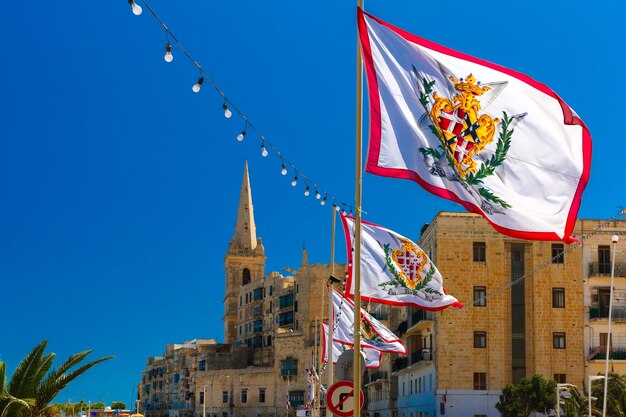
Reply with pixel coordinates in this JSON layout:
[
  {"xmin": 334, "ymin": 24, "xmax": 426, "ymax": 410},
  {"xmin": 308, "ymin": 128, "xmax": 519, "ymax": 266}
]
[
  {"xmin": 588, "ymin": 262, "xmax": 626, "ymax": 277},
  {"xmin": 405, "ymin": 310, "xmax": 434, "ymax": 336},
  {"xmin": 589, "ymin": 306, "xmax": 626, "ymax": 321},
  {"xmin": 589, "ymin": 348, "xmax": 626, "ymax": 360},
  {"xmin": 410, "ymin": 349, "xmax": 432, "ymax": 364}
]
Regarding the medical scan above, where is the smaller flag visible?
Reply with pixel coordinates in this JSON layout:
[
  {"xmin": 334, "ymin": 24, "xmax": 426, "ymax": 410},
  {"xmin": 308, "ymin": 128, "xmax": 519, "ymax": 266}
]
[
  {"xmin": 321, "ymin": 322, "xmax": 382, "ymax": 369},
  {"xmin": 330, "ymin": 288, "xmax": 407, "ymax": 353},
  {"xmin": 341, "ymin": 214, "xmax": 462, "ymax": 311}
]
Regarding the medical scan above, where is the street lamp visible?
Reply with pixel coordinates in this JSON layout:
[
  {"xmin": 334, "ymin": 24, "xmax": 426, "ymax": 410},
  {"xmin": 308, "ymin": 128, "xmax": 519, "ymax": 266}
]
[
  {"xmin": 556, "ymin": 383, "xmax": 576, "ymax": 417},
  {"xmin": 602, "ymin": 235, "xmax": 619, "ymax": 417},
  {"xmin": 588, "ymin": 375, "xmax": 605, "ymax": 417}
]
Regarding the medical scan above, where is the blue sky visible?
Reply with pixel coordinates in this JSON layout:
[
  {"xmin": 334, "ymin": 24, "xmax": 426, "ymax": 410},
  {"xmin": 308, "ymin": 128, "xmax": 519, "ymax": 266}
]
[{"xmin": 1, "ymin": 0, "xmax": 624, "ymax": 407}]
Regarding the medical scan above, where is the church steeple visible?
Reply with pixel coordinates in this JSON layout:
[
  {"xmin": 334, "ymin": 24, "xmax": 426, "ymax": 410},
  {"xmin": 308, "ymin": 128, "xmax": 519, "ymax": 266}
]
[{"xmin": 233, "ymin": 161, "xmax": 257, "ymax": 250}]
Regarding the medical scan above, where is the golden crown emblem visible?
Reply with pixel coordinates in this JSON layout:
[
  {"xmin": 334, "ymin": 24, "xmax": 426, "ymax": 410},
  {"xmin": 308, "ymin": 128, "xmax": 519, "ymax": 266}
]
[{"xmin": 449, "ymin": 73, "xmax": 491, "ymax": 96}]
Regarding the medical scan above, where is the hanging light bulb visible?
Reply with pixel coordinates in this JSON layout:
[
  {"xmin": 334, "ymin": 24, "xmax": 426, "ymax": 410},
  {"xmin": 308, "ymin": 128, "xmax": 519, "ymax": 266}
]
[
  {"xmin": 291, "ymin": 175, "xmax": 298, "ymax": 187},
  {"xmin": 237, "ymin": 130, "xmax": 246, "ymax": 142},
  {"xmin": 320, "ymin": 195, "xmax": 327, "ymax": 206},
  {"xmin": 335, "ymin": 205, "xmax": 340, "ymax": 212},
  {"xmin": 129, "ymin": 0, "xmax": 142, "ymax": 15},
  {"xmin": 261, "ymin": 143, "xmax": 269, "ymax": 157},
  {"xmin": 223, "ymin": 103, "xmax": 232, "ymax": 118},
  {"xmin": 315, "ymin": 190, "xmax": 321, "ymax": 200},
  {"xmin": 281, "ymin": 163, "xmax": 287, "ymax": 175},
  {"xmin": 304, "ymin": 186, "xmax": 310, "ymax": 197},
  {"xmin": 192, "ymin": 77, "xmax": 204, "ymax": 93},
  {"xmin": 164, "ymin": 43, "xmax": 173, "ymax": 62}
]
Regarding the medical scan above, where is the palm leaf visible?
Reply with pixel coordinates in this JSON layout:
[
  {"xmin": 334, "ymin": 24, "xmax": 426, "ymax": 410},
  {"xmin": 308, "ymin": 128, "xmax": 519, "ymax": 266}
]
[
  {"xmin": 6, "ymin": 341, "xmax": 48, "ymax": 398},
  {"xmin": 34, "ymin": 356, "xmax": 114, "ymax": 410}
]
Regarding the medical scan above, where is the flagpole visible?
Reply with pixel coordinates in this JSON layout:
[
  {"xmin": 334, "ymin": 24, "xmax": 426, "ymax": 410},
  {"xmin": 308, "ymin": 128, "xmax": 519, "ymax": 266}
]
[
  {"xmin": 327, "ymin": 208, "xmax": 336, "ymax": 416},
  {"xmin": 353, "ymin": 1, "xmax": 364, "ymax": 417},
  {"xmin": 602, "ymin": 235, "xmax": 620, "ymax": 417}
]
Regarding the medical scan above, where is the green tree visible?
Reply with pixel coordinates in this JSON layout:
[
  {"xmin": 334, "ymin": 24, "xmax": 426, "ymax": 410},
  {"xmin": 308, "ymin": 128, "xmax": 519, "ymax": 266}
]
[
  {"xmin": 496, "ymin": 375, "xmax": 557, "ymax": 417},
  {"xmin": 0, "ymin": 340, "xmax": 113, "ymax": 417},
  {"xmin": 110, "ymin": 403, "xmax": 125, "ymax": 411},
  {"xmin": 590, "ymin": 372, "xmax": 626, "ymax": 417},
  {"xmin": 559, "ymin": 385, "xmax": 602, "ymax": 417}
]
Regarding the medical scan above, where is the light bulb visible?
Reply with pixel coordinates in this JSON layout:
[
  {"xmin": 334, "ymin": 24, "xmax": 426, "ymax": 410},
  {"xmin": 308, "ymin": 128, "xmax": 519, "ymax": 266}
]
[
  {"xmin": 192, "ymin": 77, "xmax": 204, "ymax": 93},
  {"xmin": 223, "ymin": 104, "xmax": 232, "ymax": 118},
  {"xmin": 261, "ymin": 145, "xmax": 268, "ymax": 157},
  {"xmin": 321, "ymin": 196, "xmax": 327, "ymax": 206},
  {"xmin": 164, "ymin": 43, "xmax": 173, "ymax": 62},
  {"xmin": 335, "ymin": 205, "xmax": 340, "ymax": 212},
  {"xmin": 281, "ymin": 164, "xmax": 287, "ymax": 175},
  {"xmin": 237, "ymin": 131, "xmax": 246, "ymax": 142},
  {"xmin": 129, "ymin": 0, "xmax": 142, "ymax": 15},
  {"xmin": 315, "ymin": 190, "xmax": 321, "ymax": 200},
  {"xmin": 304, "ymin": 186, "xmax": 310, "ymax": 197},
  {"xmin": 291, "ymin": 176, "xmax": 298, "ymax": 187}
]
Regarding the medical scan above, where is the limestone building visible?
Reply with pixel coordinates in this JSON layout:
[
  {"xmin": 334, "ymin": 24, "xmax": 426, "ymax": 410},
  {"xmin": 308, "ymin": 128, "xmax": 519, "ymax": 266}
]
[
  {"xmin": 385, "ymin": 212, "xmax": 626, "ymax": 417},
  {"xmin": 139, "ymin": 163, "xmax": 346, "ymax": 417}
]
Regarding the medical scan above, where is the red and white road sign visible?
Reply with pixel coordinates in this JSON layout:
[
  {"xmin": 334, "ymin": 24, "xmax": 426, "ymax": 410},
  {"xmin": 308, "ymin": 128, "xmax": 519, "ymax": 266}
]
[{"xmin": 326, "ymin": 380, "xmax": 364, "ymax": 417}]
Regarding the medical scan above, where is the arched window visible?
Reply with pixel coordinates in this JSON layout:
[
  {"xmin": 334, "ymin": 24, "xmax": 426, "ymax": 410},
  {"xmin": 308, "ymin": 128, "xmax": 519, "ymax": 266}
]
[{"xmin": 242, "ymin": 268, "xmax": 251, "ymax": 285}]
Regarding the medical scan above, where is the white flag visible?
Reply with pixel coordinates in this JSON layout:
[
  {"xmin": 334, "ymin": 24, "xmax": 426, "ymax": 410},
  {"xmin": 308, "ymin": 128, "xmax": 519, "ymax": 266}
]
[
  {"xmin": 341, "ymin": 214, "xmax": 462, "ymax": 310},
  {"xmin": 358, "ymin": 8, "xmax": 591, "ymax": 243},
  {"xmin": 321, "ymin": 322, "xmax": 382, "ymax": 369},
  {"xmin": 330, "ymin": 288, "xmax": 406, "ymax": 353}
]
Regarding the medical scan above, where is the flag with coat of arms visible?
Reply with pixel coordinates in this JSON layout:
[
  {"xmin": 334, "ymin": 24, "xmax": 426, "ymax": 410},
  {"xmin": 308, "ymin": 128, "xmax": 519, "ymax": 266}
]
[
  {"xmin": 341, "ymin": 214, "xmax": 462, "ymax": 310},
  {"xmin": 358, "ymin": 8, "xmax": 591, "ymax": 243},
  {"xmin": 329, "ymin": 288, "xmax": 407, "ymax": 353},
  {"xmin": 321, "ymin": 322, "xmax": 382, "ymax": 369}
]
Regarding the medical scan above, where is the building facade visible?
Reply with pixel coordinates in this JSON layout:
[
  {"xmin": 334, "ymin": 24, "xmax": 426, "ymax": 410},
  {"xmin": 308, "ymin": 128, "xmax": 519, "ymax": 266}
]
[{"xmin": 140, "ymin": 163, "xmax": 345, "ymax": 417}]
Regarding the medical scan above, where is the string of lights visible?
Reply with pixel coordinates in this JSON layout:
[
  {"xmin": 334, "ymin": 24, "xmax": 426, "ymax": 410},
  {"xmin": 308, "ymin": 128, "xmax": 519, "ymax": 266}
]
[{"xmin": 127, "ymin": 0, "xmax": 353, "ymax": 215}]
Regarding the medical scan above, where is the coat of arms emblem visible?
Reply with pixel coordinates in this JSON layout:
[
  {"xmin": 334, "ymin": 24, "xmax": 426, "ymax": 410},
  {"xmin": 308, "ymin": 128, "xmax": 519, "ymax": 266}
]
[
  {"xmin": 378, "ymin": 238, "xmax": 443, "ymax": 300},
  {"xmin": 413, "ymin": 66, "xmax": 527, "ymax": 211}
]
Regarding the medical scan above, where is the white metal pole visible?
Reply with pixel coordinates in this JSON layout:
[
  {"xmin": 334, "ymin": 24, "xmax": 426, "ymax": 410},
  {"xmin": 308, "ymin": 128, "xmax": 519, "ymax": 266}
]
[{"xmin": 602, "ymin": 235, "xmax": 619, "ymax": 417}]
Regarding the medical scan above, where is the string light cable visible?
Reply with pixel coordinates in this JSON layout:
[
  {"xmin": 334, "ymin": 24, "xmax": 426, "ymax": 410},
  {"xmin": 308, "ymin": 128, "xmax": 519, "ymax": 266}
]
[{"xmin": 128, "ymin": 0, "xmax": 353, "ymax": 212}]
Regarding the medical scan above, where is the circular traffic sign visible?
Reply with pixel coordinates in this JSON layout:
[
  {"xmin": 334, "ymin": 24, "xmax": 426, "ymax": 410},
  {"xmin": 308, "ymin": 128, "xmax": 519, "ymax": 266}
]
[{"xmin": 326, "ymin": 380, "xmax": 364, "ymax": 417}]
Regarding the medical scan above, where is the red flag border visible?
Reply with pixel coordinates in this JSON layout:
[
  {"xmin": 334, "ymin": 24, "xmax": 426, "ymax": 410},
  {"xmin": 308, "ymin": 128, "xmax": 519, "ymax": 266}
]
[
  {"xmin": 340, "ymin": 213, "xmax": 463, "ymax": 312},
  {"xmin": 357, "ymin": 7, "xmax": 592, "ymax": 244}
]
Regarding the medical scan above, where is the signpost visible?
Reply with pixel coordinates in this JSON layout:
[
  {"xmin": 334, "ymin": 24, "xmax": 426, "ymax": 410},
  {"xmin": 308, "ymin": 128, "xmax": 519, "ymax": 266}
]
[{"xmin": 326, "ymin": 381, "xmax": 364, "ymax": 417}]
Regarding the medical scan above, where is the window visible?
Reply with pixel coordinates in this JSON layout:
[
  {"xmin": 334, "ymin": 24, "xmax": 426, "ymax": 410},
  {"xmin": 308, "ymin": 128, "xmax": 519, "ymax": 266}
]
[
  {"xmin": 281, "ymin": 358, "xmax": 298, "ymax": 376},
  {"xmin": 279, "ymin": 293, "xmax": 294, "ymax": 309},
  {"xmin": 473, "ymin": 242, "xmax": 486, "ymax": 262},
  {"xmin": 259, "ymin": 388, "xmax": 266, "ymax": 403},
  {"xmin": 474, "ymin": 331, "xmax": 487, "ymax": 348},
  {"xmin": 253, "ymin": 287, "xmax": 264, "ymax": 301},
  {"xmin": 241, "ymin": 389, "xmax": 247, "ymax": 404},
  {"xmin": 199, "ymin": 392, "xmax": 205, "ymax": 405},
  {"xmin": 278, "ymin": 311, "xmax": 294, "ymax": 326},
  {"xmin": 473, "ymin": 372, "xmax": 487, "ymax": 390},
  {"xmin": 473, "ymin": 286, "xmax": 487, "ymax": 307},
  {"xmin": 269, "ymin": 285, "xmax": 273, "ymax": 296},
  {"xmin": 600, "ymin": 333, "xmax": 612, "ymax": 353},
  {"xmin": 222, "ymin": 391, "xmax": 228, "ymax": 404},
  {"xmin": 242, "ymin": 268, "xmax": 251, "ymax": 285},
  {"xmin": 554, "ymin": 374, "xmax": 566, "ymax": 383},
  {"xmin": 599, "ymin": 245, "xmax": 611, "ymax": 274},
  {"xmin": 552, "ymin": 288, "xmax": 565, "ymax": 308},
  {"xmin": 551, "ymin": 243, "xmax": 564, "ymax": 263},
  {"xmin": 253, "ymin": 320, "xmax": 263, "ymax": 333},
  {"xmin": 266, "ymin": 335, "xmax": 272, "ymax": 347},
  {"xmin": 553, "ymin": 332, "xmax": 566, "ymax": 349},
  {"xmin": 199, "ymin": 360, "xmax": 206, "ymax": 371},
  {"xmin": 252, "ymin": 336, "xmax": 262, "ymax": 348},
  {"xmin": 289, "ymin": 391, "xmax": 305, "ymax": 409}
]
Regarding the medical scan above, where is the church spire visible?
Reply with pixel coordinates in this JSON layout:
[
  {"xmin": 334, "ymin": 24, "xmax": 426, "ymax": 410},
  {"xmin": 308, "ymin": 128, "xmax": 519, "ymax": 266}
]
[{"xmin": 233, "ymin": 161, "xmax": 257, "ymax": 250}]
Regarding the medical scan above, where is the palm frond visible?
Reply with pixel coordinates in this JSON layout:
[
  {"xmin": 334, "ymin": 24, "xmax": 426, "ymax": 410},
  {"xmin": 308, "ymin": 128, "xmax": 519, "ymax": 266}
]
[
  {"xmin": 35, "ymin": 356, "xmax": 114, "ymax": 409},
  {"xmin": 7, "ymin": 341, "xmax": 48, "ymax": 398}
]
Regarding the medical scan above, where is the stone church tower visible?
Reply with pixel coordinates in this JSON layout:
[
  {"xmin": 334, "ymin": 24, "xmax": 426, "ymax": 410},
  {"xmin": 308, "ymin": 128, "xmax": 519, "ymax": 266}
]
[{"xmin": 223, "ymin": 162, "xmax": 266, "ymax": 343}]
